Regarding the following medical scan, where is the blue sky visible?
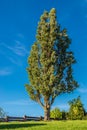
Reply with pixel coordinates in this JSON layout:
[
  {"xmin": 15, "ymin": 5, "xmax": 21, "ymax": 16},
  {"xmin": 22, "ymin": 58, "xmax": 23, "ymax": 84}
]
[{"xmin": 0, "ymin": 0, "xmax": 87, "ymax": 117}]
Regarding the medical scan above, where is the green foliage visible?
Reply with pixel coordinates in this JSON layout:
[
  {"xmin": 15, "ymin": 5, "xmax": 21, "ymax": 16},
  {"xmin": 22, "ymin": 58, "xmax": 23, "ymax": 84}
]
[
  {"xmin": 83, "ymin": 112, "xmax": 87, "ymax": 120},
  {"xmin": 50, "ymin": 108, "xmax": 62, "ymax": 119},
  {"xmin": 25, "ymin": 8, "xmax": 78, "ymax": 120},
  {"xmin": 68, "ymin": 97, "xmax": 85, "ymax": 120},
  {"xmin": 83, "ymin": 115, "xmax": 87, "ymax": 120}
]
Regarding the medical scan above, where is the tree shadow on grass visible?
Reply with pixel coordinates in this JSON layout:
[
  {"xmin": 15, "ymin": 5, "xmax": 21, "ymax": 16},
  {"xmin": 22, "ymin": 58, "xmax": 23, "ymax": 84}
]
[{"xmin": 0, "ymin": 122, "xmax": 46, "ymax": 129}]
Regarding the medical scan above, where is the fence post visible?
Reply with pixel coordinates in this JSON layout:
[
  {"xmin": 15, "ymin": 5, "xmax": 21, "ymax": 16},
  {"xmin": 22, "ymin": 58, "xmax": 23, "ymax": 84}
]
[
  {"xmin": 23, "ymin": 115, "xmax": 27, "ymax": 121},
  {"xmin": 40, "ymin": 116, "xmax": 43, "ymax": 121},
  {"xmin": 5, "ymin": 116, "xmax": 9, "ymax": 122}
]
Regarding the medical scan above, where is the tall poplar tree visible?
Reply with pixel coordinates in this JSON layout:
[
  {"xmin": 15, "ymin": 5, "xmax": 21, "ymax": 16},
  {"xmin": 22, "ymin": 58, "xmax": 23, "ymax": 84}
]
[{"xmin": 25, "ymin": 8, "xmax": 78, "ymax": 120}]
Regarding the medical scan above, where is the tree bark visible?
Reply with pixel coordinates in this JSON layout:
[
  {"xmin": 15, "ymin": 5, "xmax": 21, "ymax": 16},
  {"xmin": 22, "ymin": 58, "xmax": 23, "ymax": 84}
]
[{"xmin": 44, "ymin": 106, "xmax": 50, "ymax": 121}]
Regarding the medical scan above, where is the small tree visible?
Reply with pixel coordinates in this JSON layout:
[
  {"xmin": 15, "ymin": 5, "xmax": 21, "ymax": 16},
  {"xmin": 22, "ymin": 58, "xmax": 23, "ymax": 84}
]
[
  {"xmin": 50, "ymin": 107, "xmax": 62, "ymax": 120},
  {"xmin": 68, "ymin": 97, "xmax": 85, "ymax": 120},
  {"xmin": 25, "ymin": 8, "xmax": 78, "ymax": 120}
]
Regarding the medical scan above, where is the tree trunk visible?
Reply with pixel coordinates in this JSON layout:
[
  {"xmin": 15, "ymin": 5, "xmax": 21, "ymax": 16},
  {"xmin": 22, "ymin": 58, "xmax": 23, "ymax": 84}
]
[{"xmin": 44, "ymin": 106, "xmax": 50, "ymax": 121}]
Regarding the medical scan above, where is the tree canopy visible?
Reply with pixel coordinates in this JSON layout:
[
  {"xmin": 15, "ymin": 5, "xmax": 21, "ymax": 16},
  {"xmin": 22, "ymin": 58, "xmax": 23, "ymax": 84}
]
[{"xmin": 25, "ymin": 8, "xmax": 78, "ymax": 120}]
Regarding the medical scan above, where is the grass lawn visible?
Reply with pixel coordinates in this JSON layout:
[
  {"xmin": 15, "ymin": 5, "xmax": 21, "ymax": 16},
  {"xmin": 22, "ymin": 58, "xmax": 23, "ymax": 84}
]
[{"xmin": 0, "ymin": 120, "xmax": 87, "ymax": 130}]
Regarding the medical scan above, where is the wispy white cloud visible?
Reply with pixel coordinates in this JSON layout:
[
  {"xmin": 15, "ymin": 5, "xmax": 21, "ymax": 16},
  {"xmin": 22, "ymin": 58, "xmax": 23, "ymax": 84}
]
[
  {"xmin": 0, "ymin": 68, "xmax": 12, "ymax": 76},
  {"xmin": 80, "ymin": 0, "xmax": 87, "ymax": 7},
  {"xmin": 84, "ymin": 0, "xmax": 87, "ymax": 2},
  {"xmin": 81, "ymin": 0, "xmax": 87, "ymax": 3},
  {"xmin": 8, "ymin": 56, "xmax": 23, "ymax": 66},
  {"xmin": 77, "ymin": 83, "xmax": 87, "ymax": 93},
  {"xmin": 14, "ymin": 40, "xmax": 28, "ymax": 56},
  {"xmin": 0, "ymin": 41, "xmax": 28, "ymax": 57},
  {"xmin": 84, "ymin": 14, "xmax": 87, "ymax": 19},
  {"xmin": 52, "ymin": 103, "xmax": 69, "ymax": 110},
  {"xmin": 0, "ymin": 41, "xmax": 29, "ymax": 66},
  {"xmin": 17, "ymin": 33, "xmax": 24, "ymax": 39},
  {"xmin": 4, "ymin": 99, "xmax": 36, "ymax": 106},
  {"xmin": 78, "ymin": 88, "xmax": 87, "ymax": 93},
  {"xmin": 58, "ymin": 104, "xmax": 69, "ymax": 109}
]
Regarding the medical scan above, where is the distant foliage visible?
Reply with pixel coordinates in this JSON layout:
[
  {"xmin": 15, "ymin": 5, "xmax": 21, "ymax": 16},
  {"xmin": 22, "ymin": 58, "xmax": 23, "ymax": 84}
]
[
  {"xmin": 83, "ymin": 115, "xmax": 87, "ymax": 120},
  {"xmin": 50, "ymin": 108, "xmax": 62, "ymax": 119},
  {"xmin": 83, "ymin": 111, "xmax": 87, "ymax": 120},
  {"xmin": 68, "ymin": 97, "xmax": 85, "ymax": 120},
  {"xmin": 0, "ymin": 107, "xmax": 6, "ymax": 118},
  {"xmin": 61, "ymin": 110, "xmax": 67, "ymax": 120}
]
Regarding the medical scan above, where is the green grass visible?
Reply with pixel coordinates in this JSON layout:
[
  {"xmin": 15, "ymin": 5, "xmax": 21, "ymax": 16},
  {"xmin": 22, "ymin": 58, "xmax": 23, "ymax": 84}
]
[{"xmin": 0, "ymin": 120, "xmax": 87, "ymax": 130}]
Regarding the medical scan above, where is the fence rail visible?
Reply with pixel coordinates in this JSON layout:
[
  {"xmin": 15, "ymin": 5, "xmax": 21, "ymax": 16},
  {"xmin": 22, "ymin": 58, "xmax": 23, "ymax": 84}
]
[{"xmin": 0, "ymin": 115, "xmax": 44, "ymax": 122}]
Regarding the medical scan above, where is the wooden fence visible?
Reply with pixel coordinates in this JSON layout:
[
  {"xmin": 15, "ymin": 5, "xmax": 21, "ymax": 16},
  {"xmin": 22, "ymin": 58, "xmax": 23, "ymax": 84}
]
[{"xmin": 0, "ymin": 115, "xmax": 44, "ymax": 122}]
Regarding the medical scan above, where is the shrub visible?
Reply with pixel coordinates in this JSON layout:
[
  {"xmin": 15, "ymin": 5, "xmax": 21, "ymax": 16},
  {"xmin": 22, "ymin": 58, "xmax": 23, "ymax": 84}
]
[{"xmin": 50, "ymin": 108, "xmax": 62, "ymax": 120}]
